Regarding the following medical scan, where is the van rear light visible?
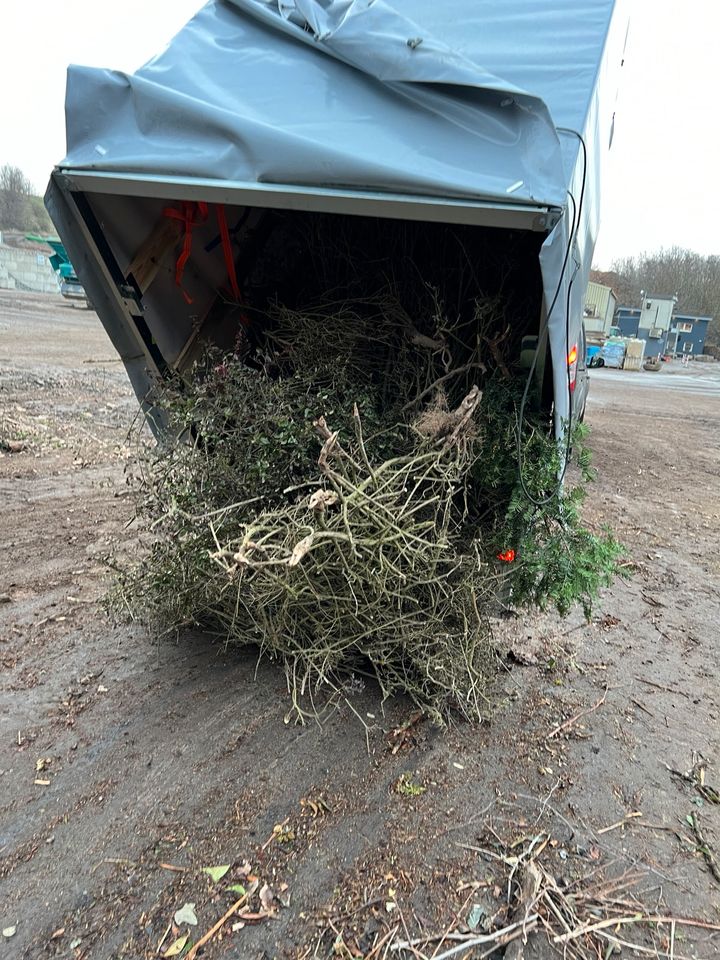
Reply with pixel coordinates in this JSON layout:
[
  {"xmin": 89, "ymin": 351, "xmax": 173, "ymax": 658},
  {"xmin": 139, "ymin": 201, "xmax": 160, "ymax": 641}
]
[{"xmin": 567, "ymin": 343, "xmax": 578, "ymax": 392}]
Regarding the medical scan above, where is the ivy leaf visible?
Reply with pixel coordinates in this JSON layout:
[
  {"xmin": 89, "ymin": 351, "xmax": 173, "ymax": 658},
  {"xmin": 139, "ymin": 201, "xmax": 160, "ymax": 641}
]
[
  {"xmin": 173, "ymin": 903, "xmax": 198, "ymax": 926},
  {"xmin": 203, "ymin": 865, "xmax": 231, "ymax": 883},
  {"xmin": 163, "ymin": 934, "xmax": 189, "ymax": 957}
]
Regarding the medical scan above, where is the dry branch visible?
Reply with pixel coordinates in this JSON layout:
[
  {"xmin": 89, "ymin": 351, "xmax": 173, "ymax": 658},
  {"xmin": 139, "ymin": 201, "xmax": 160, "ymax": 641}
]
[
  {"xmin": 186, "ymin": 880, "xmax": 258, "ymax": 959},
  {"xmin": 546, "ymin": 686, "xmax": 608, "ymax": 739},
  {"xmin": 688, "ymin": 813, "xmax": 720, "ymax": 885}
]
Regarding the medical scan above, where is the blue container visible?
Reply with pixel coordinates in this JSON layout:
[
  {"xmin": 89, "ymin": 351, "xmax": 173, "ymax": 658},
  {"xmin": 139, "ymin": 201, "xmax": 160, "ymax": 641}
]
[{"xmin": 600, "ymin": 340, "xmax": 626, "ymax": 369}]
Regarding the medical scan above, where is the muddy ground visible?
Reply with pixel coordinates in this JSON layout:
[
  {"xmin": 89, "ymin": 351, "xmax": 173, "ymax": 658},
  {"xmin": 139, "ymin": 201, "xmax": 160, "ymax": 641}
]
[{"xmin": 1, "ymin": 290, "xmax": 719, "ymax": 960}]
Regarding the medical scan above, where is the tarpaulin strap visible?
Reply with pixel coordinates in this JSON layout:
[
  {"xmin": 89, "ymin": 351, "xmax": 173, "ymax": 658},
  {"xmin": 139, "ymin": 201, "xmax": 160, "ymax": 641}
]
[
  {"xmin": 162, "ymin": 200, "xmax": 208, "ymax": 304},
  {"xmin": 215, "ymin": 204, "xmax": 241, "ymax": 301},
  {"xmin": 214, "ymin": 204, "xmax": 250, "ymax": 327}
]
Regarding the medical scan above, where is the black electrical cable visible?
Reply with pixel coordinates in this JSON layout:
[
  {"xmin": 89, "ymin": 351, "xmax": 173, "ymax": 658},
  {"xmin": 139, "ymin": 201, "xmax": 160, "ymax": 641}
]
[
  {"xmin": 514, "ymin": 191, "xmax": 576, "ymax": 506},
  {"xmin": 559, "ymin": 127, "xmax": 588, "ymax": 477},
  {"xmin": 514, "ymin": 127, "xmax": 588, "ymax": 507}
]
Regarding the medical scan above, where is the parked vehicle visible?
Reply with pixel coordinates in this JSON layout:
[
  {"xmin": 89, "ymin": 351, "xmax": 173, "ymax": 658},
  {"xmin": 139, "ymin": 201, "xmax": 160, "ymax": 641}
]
[
  {"xmin": 46, "ymin": 0, "xmax": 628, "ymax": 457},
  {"xmin": 27, "ymin": 234, "xmax": 92, "ymax": 309}
]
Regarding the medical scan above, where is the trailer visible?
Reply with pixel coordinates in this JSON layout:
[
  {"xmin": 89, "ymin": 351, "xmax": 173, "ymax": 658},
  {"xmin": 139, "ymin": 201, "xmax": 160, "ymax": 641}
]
[{"xmin": 46, "ymin": 0, "xmax": 629, "ymax": 443}]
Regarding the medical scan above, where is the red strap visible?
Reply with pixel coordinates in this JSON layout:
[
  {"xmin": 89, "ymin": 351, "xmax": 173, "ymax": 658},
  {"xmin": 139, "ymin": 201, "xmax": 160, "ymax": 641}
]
[
  {"xmin": 215, "ymin": 204, "xmax": 250, "ymax": 327},
  {"xmin": 162, "ymin": 201, "xmax": 250, "ymax": 325},
  {"xmin": 215, "ymin": 204, "xmax": 241, "ymax": 301},
  {"xmin": 163, "ymin": 201, "xmax": 208, "ymax": 304}
]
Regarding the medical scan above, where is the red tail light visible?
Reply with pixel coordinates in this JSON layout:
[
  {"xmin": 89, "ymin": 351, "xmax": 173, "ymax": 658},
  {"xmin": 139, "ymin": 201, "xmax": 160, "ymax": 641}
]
[{"xmin": 567, "ymin": 343, "xmax": 578, "ymax": 392}]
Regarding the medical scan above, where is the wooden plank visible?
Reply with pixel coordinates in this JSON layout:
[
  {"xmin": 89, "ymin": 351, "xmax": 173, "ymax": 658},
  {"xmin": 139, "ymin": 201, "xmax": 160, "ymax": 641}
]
[{"xmin": 125, "ymin": 215, "xmax": 182, "ymax": 293}]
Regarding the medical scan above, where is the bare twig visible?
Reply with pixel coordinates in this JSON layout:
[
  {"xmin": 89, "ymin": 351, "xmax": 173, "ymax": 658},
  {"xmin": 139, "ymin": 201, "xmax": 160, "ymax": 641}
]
[
  {"xmin": 635, "ymin": 676, "xmax": 690, "ymax": 699},
  {"xmin": 393, "ymin": 917, "xmax": 540, "ymax": 958},
  {"xmin": 553, "ymin": 912, "xmax": 645, "ymax": 943},
  {"xmin": 630, "ymin": 697, "xmax": 654, "ymax": 717},
  {"xmin": 597, "ymin": 811, "xmax": 643, "ymax": 835},
  {"xmin": 664, "ymin": 763, "xmax": 720, "ymax": 804},
  {"xmin": 547, "ymin": 686, "xmax": 608, "ymax": 739},
  {"xmin": 400, "ymin": 363, "xmax": 486, "ymax": 413},
  {"xmin": 186, "ymin": 880, "xmax": 258, "ymax": 959},
  {"xmin": 688, "ymin": 813, "xmax": 720, "ymax": 884},
  {"xmin": 504, "ymin": 861, "xmax": 542, "ymax": 959}
]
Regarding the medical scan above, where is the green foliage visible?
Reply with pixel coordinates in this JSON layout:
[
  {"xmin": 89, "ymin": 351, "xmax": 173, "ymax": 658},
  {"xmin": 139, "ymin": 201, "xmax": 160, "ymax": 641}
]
[
  {"xmin": 473, "ymin": 383, "xmax": 626, "ymax": 618},
  {"xmin": 395, "ymin": 773, "xmax": 426, "ymax": 797}
]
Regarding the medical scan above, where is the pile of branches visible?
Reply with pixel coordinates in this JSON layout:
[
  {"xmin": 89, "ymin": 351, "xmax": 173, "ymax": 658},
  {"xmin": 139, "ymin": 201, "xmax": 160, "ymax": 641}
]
[
  {"xmin": 321, "ymin": 788, "xmax": 720, "ymax": 959},
  {"xmin": 336, "ymin": 829, "xmax": 719, "ymax": 960},
  {"xmin": 210, "ymin": 390, "xmax": 494, "ymax": 724},
  {"xmin": 113, "ymin": 288, "xmax": 623, "ymax": 722}
]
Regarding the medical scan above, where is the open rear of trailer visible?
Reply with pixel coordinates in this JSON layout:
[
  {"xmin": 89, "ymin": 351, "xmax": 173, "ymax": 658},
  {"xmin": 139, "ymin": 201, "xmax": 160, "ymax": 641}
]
[{"xmin": 46, "ymin": 0, "xmax": 628, "ymax": 440}]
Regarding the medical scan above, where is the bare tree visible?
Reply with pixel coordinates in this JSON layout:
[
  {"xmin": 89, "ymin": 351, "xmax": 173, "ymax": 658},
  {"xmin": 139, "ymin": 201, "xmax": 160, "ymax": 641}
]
[
  {"xmin": 0, "ymin": 164, "xmax": 36, "ymax": 230},
  {"xmin": 604, "ymin": 247, "xmax": 720, "ymax": 349}
]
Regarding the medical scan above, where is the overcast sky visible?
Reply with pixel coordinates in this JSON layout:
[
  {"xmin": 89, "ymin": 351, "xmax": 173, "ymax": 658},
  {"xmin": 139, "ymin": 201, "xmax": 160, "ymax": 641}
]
[{"xmin": 3, "ymin": 0, "xmax": 718, "ymax": 267}]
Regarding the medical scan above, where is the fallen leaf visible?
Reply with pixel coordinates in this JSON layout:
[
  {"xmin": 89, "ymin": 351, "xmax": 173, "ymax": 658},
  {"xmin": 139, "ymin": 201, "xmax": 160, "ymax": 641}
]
[
  {"xmin": 2, "ymin": 926, "xmax": 16, "ymax": 938},
  {"xmin": 237, "ymin": 860, "xmax": 253, "ymax": 877},
  {"xmin": 467, "ymin": 904, "xmax": 485, "ymax": 931},
  {"xmin": 308, "ymin": 489, "xmax": 338, "ymax": 513},
  {"xmin": 227, "ymin": 884, "xmax": 246, "ymax": 896},
  {"xmin": 50, "ymin": 927, "xmax": 65, "ymax": 939},
  {"xmin": 259, "ymin": 883, "xmax": 275, "ymax": 912},
  {"xmin": 174, "ymin": 903, "xmax": 198, "ymax": 926},
  {"xmin": 163, "ymin": 933, "xmax": 189, "ymax": 957},
  {"xmin": 69, "ymin": 938, "xmax": 82, "ymax": 949},
  {"xmin": 202, "ymin": 864, "xmax": 230, "ymax": 883},
  {"xmin": 287, "ymin": 533, "xmax": 314, "ymax": 566}
]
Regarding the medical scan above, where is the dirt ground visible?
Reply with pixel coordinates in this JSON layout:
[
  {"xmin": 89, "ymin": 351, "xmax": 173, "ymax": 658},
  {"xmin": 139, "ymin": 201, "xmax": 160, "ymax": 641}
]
[{"xmin": 1, "ymin": 290, "xmax": 719, "ymax": 960}]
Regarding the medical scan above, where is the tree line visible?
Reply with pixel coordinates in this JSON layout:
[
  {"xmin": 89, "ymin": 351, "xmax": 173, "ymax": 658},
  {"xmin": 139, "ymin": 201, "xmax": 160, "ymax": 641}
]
[
  {"xmin": 0, "ymin": 164, "xmax": 53, "ymax": 234},
  {"xmin": 592, "ymin": 247, "xmax": 720, "ymax": 349}
]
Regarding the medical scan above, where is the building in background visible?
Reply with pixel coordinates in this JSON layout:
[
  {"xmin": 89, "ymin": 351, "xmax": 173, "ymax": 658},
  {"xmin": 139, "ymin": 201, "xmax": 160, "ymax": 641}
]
[
  {"xmin": 616, "ymin": 293, "xmax": 674, "ymax": 358},
  {"xmin": 640, "ymin": 294, "xmax": 675, "ymax": 338},
  {"xmin": 584, "ymin": 280, "xmax": 617, "ymax": 336},
  {"xmin": 616, "ymin": 299, "xmax": 712, "ymax": 357},
  {"xmin": 668, "ymin": 314, "xmax": 711, "ymax": 356}
]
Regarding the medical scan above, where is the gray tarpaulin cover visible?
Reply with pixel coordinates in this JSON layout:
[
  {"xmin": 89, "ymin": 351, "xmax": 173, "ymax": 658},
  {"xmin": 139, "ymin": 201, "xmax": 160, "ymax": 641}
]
[{"xmin": 55, "ymin": 0, "xmax": 628, "ymax": 429}]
